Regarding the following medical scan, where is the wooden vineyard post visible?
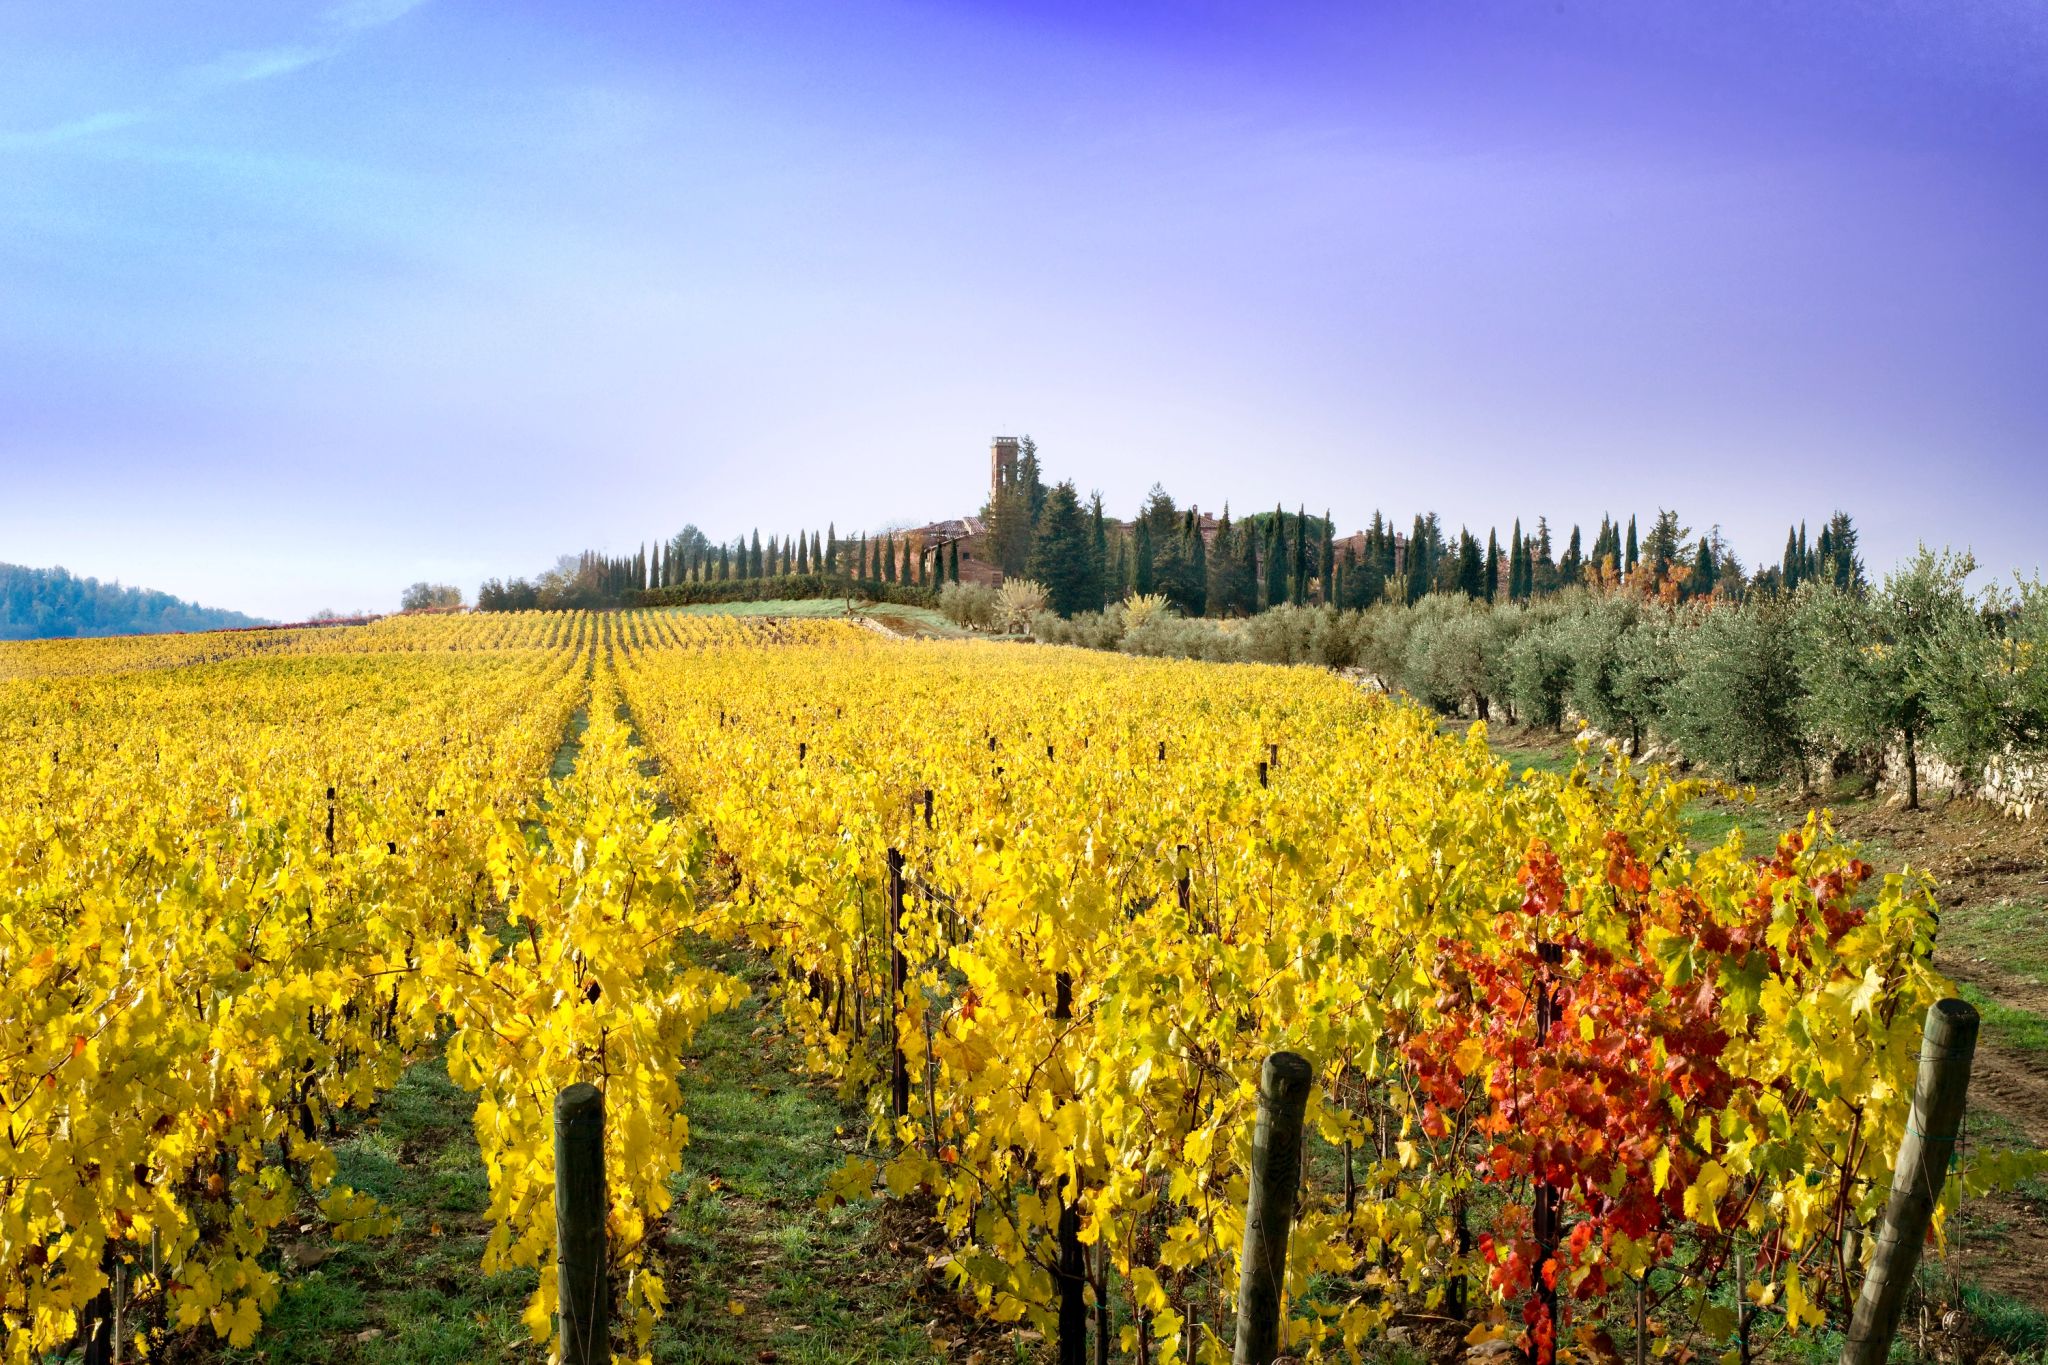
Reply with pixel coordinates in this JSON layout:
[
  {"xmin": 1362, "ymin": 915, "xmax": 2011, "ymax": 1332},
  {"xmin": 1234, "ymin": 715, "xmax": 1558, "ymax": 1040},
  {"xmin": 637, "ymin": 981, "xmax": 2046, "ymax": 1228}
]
[
  {"xmin": 922, "ymin": 787, "xmax": 934, "ymax": 829},
  {"xmin": 1735, "ymin": 1245, "xmax": 1752, "ymax": 1365},
  {"xmin": 325, "ymin": 786, "xmax": 335, "ymax": 856},
  {"xmin": 1839, "ymin": 998, "xmax": 1980, "ymax": 1365},
  {"xmin": 1634, "ymin": 1273, "xmax": 1648, "ymax": 1365},
  {"xmin": 1257, "ymin": 760, "xmax": 1268, "ymax": 789},
  {"xmin": 1233, "ymin": 1051, "xmax": 1314, "ymax": 1365},
  {"xmin": 555, "ymin": 1083, "xmax": 608, "ymax": 1365},
  {"xmin": 1051, "ymin": 969, "xmax": 1086, "ymax": 1365},
  {"xmin": 887, "ymin": 849, "xmax": 911, "ymax": 1126},
  {"xmin": 79, "ymin": 1244, "xmax": 115, "ymax": 1365},
  {"xmin": 1532, "ymin": 939, "xmax": 1565, "ymax": 1341}
]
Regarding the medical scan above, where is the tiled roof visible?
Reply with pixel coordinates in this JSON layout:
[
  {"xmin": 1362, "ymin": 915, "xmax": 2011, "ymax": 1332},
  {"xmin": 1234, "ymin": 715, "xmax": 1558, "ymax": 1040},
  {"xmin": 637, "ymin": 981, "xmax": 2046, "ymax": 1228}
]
[{"xmin": 909, "ymin": 516, "xmax": 986, "ymax": 541}]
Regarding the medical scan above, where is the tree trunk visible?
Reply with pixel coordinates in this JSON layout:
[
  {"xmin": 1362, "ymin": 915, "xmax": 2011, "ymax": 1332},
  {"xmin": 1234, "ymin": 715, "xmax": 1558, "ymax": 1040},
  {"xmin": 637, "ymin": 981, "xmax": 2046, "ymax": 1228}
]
[{"xmin": 1904, "ymin": 725, "xmax": 1920, "ymax": 811}]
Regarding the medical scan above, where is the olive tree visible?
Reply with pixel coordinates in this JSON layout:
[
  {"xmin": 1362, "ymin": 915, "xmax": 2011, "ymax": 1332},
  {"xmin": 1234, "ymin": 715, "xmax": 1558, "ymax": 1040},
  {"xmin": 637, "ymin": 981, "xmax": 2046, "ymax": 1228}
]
[
  {"xmin": 1792, "ymin": 548, "xmax": 1975, "ymax": 808},
  {"xmin": 1658, "ymin": 597, "xmax": 1809, "ymax": 782}
]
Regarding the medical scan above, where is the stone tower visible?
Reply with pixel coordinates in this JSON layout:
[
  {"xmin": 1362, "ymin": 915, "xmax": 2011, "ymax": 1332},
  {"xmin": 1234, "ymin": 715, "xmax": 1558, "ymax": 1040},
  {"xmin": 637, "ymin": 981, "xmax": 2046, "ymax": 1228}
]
[{"xmin": 990, "ymin": 436, "xmax": 1019, "ymax": 501}]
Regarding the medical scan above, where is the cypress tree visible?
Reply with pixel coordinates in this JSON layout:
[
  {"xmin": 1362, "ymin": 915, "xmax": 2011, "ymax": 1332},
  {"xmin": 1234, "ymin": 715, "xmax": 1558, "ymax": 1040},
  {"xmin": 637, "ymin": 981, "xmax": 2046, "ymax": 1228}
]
[
  {"xmin": 1017, "ymin": 436, "xmax": 1048, "ymax": 526},
  {"xmin": 1133, "ymin": 519, "xmax": 1154, "ymax": 595},
  {"xmin": 1485, "ymin": 530, "xmax": 1500, "ymax": 603},
  {"xmin": 1560, "ymin": 526, "xmax": 1583, "ymax": 586},
  {"xmin": 1207, "ymin": 507, "xmax": 1232, "ymax": 614},
  {"xmin": 1692, "ymin": 537, "xmax": 1716, "ymax": 598},
  {"xmin": 1154, "ymin": 515, "xmax": 1191, "ymax": 611},
  {"xmin": 1290, "ymin": 506, "xmax": 1308, "ymax": 606},
  {"xmin": 1530, "ymin": 518, "xmax": 1552, "ymax": 594},
  {"xmin": 948, "ymin": 538, "xmax": 960, "ymax": 584},
  {"xmin": 1188, "ymin": 511, "xmax": 1209, "ymax": 616},
  {"xmin": 1319, "ymin": 510, "xmax": 1334, "ymax": 604},
  {"xmin": 1624, "ymin": 516, "xmax": 1638, "ymax": 578},
  {"xmin": 796, "ymin": 532, "xmax": 808, "ymax": 575},
  {"xmin": 1456, "ymin": 530, "xmax": 1483, "ymax": 598},
  {"xmin": 1782, "ymin": 526, "xmax": 1802, "ymax": 590},
  {"xmin": 1825, "ymin": 511, "xmax": 1863, "ymax": 590},
  {"xmin": 826, "ymin": 524, "xmax": 839, "ymax": 575},
  {"xmin": 1089, "ymin": 494, "xmax": 1109, "ymax": 609},
  {"xmin": 1261, "ymin": 511, "xmax": 1277, "ymax": 609},
  {"xmin": 1402, "ymin": 515, "xmax": 1424, "ymax": 604},
  {"xmin": 1509, "ymin": 521, "xmax": 1525, "ymax": 601}
]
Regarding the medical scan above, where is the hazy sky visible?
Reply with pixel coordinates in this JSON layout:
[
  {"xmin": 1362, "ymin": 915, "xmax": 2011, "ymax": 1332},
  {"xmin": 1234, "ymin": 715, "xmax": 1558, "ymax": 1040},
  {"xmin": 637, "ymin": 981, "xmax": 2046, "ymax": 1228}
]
[{"xmin": 3, "ymin": 1, "xmax": 2044, "ymax": 619}]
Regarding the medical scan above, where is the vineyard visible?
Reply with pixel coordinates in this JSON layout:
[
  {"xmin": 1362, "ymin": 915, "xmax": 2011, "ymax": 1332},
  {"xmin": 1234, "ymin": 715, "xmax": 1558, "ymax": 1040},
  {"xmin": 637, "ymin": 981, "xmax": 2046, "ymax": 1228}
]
[{"xmin": 2, "ymin": 612, "xmax": 2039, "ymax": 1365}]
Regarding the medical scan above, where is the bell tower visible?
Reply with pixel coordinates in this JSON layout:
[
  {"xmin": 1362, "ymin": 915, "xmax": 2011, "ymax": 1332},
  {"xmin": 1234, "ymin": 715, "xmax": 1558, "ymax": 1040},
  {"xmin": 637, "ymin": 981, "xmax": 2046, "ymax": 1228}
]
[{"xmin": 990, "ymin": 435, "xmax": 1019, "ymax": 501}]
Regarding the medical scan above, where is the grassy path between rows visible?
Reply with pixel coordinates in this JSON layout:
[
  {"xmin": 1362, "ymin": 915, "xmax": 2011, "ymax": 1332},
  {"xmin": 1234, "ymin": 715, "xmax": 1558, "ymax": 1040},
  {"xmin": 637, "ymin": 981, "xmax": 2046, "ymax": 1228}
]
[
  {"xmin": 197, "ymin": 944, "xmax": 981, "ymax": 1365},
  {"xmin": 180, "ymin": 676, "xmax": 996, "ymax": 1365}
]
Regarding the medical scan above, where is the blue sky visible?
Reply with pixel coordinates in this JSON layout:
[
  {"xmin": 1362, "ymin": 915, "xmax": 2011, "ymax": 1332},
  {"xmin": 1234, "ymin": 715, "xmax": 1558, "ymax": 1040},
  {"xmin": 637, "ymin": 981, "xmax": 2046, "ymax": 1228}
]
[{"xmin": 2, "ymin": 1, "xmax": 2043, "ymax": 618}]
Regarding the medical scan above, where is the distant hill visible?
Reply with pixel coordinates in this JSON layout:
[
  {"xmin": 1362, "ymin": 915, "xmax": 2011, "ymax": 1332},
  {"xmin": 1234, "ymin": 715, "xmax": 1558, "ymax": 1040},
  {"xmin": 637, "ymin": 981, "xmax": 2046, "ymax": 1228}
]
[{"xmin": 0, "ymin": 563, "xmax": 268, "ymax": 640}]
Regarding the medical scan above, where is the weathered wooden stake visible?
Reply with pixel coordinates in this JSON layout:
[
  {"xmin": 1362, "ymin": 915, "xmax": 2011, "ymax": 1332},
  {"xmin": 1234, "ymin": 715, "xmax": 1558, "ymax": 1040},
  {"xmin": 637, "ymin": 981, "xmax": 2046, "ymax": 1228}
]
[
  {"xmin": 922, "ymin": 788, "xmax": 934, "ymax": 828},
  {"xmin": 1256, "ymin": 760, "xmax": 1268, "ymax": 788},
  {"xmin": 1634, "ymin": 1274, "xmax": 1647, "ymax": 1365},
  {"xmin": 887, "ymin": 849, "xmax": 911, "ymax": 1124},
  {"xmin": 1838, "ymin": 998, "xmax": 1979, "ymax": 1365},
  {"xmin": 79, "ymin": 1244, "xmax": 115, "ymax": 1365},
  {"xmin": 554, "ymin": 1082, "xmax": 608, "ymax": 1365},
  {"xmin": 325, "ymin": 787, "xmax": 335, "ymax": 856},
  {"xmin": 1051, "ymin": 971, "xmax": 1086, "ymax": 1364},
  {"xmin": 1057, "ymin": 1183, "xmax": 1088, "ymax": 1365},
  {"xmin": 1233, "ymin": 1051, "xmax": 1314, "ymax": 1365},
  {"xmin": 1735, "ymin": 1245, "xmax": 1751, "ymax": 1365}
]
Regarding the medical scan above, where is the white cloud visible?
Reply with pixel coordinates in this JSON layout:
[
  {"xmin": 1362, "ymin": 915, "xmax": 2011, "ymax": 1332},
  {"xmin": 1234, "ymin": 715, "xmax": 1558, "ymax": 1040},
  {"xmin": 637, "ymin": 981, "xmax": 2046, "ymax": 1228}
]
[
  {"xmin": 1, "ymin": 2, "xmax": 431, "ymax": 152},
  {"xmin": 192, "ymin": 45, "xmax": 339, "ymax": 86},
  {"xmin": 0, "ymin": 109, "xmax": 148, "ymax": 151}
]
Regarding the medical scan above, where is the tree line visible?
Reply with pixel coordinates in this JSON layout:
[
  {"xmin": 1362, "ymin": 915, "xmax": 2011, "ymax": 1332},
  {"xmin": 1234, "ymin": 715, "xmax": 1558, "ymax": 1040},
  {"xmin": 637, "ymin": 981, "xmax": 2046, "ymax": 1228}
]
[
  {"xmin": 474, "ymin": 437, "xmax": 1869, "ymax": 620},
  {"xmin": 973, "ymin": 438, "xmax": 1870, "ymax": 620},
  {"xmin": 477, "ymin": 522, "xmax": 972, "ymax": 612},
  {"xmin": 1, "ymin": 563, "xmax": 266, "ymax": 640}
]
